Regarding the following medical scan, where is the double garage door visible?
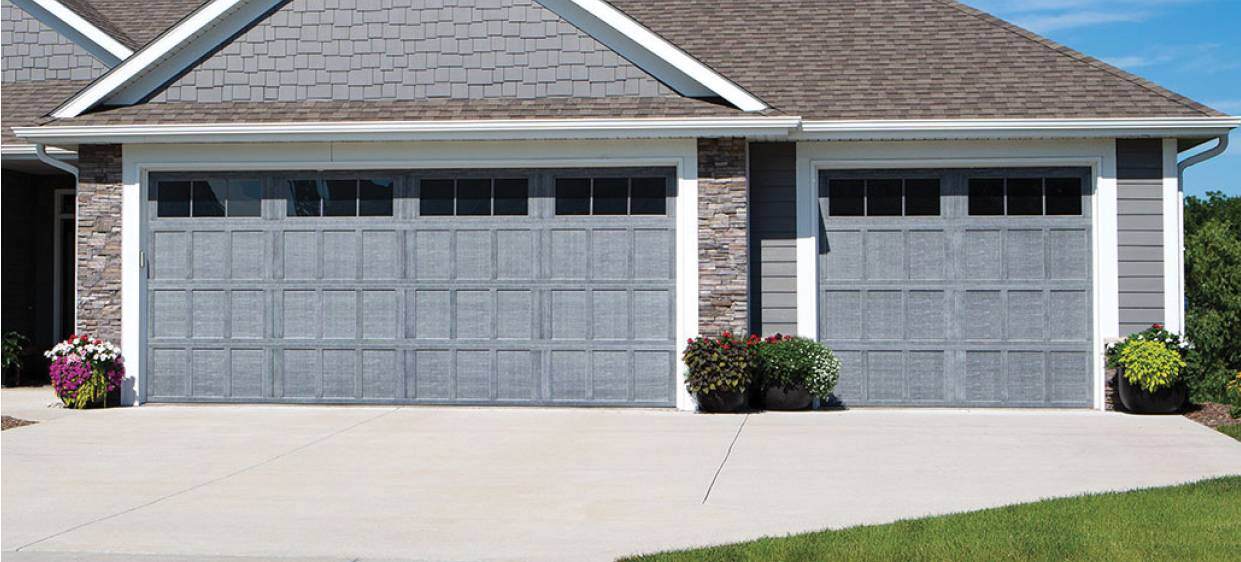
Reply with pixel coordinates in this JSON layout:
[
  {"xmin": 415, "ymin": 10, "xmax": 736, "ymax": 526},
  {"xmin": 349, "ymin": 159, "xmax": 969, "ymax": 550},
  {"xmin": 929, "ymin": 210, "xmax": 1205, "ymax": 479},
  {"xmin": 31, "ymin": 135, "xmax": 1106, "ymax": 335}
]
[
  {"xmin": 818, "ymin": 168, "xmax": 1094, "ymax": 407},
  {"xmin": 143, "ymin": 168, "xmax": 677, "ymax": 406}
]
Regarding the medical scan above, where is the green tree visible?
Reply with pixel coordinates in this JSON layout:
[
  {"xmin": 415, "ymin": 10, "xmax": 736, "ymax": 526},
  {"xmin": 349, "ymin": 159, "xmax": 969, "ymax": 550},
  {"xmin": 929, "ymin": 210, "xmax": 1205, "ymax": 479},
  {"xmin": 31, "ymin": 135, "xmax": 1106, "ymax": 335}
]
[{"xmin": 1184, "ymin": 217, "xmax": 1241, "ymax": 402}]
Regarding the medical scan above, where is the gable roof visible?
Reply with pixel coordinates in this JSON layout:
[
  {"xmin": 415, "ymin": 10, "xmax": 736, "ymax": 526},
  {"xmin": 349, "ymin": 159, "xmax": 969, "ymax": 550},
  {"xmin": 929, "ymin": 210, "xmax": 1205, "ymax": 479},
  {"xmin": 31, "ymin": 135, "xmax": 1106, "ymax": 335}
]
[{"xmin": 607, "ymin": 0, "xmax": 1225, "ymax": 120}]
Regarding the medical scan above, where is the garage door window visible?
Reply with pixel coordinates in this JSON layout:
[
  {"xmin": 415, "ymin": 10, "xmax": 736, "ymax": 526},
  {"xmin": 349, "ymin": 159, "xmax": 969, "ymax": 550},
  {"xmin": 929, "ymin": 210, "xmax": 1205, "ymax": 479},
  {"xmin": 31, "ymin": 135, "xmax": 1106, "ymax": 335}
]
[
  {"xmin": 419, "ymin": 178, "xmax": 530, "ymax": 216},
  {"xmin": 968, "ymin": 177, "xmax": 1083, "ymax": 216},
  {"xmin": 825, "ymin": 177, "xmax": 941, "ymax": 217},
  {"xmin": 157, "ymin": 179, "xmax": 262, "ymax": 218},
  {"xmin": 287, "ymin": 178, "xmax": 394, "ymax": 217},
  {"xmin": 554, "ymin": 177, "xmax": 667, "ymax": 216}
]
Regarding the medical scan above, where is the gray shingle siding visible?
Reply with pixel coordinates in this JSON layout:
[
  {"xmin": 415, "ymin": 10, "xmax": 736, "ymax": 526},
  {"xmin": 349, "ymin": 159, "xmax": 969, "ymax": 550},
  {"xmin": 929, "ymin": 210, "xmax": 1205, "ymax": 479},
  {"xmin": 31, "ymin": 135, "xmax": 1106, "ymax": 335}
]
[
  {"xmin": 1, "ymin": 0, "xmax": 108, "ymax": 83},
  {"xmin": 1116, "ymin": 139, "xmax": 1166, "ymax": 336},
  {"xmin": 748, "ymin": 142, "xmax": 798, "ymax": 336},
  {"xmin": 152, "ymin": 0, "xmax": 672, "ymax": 103}
]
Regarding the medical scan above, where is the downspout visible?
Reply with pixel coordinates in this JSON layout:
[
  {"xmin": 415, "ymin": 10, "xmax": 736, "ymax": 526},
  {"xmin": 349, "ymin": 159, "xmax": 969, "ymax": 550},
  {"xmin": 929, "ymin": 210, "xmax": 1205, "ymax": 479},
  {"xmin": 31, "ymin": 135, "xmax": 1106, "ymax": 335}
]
[
  {"xmin": 35, "ymin": 143, "xmax": 80, "ymax": 351},
  {"xmin": 1174, "ymin": 133, "xmax": 1230, "ymax": 332},
  {"xmin": 35, "ymin": 143, "xmax": 79, "ymax": 177}
]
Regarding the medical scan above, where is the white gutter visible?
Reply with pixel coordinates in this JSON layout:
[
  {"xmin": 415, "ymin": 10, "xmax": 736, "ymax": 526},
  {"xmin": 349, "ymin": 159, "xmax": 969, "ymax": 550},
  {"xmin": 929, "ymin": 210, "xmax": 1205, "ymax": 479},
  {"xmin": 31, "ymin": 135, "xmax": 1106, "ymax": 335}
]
[
  {"xmin": 12, "ymin": 0, "xmax": 133, "ymax": 65},
  {"xmin": 796, "ymin": 117, "xmax": 1241, "ymax": 140},
  {"xmin": 35, "ymin": 144, "xmax": 79, "ymax": 177},
  {"xmin": 13, "ymin": 117, "xmax": 803, "ymax": 144}
]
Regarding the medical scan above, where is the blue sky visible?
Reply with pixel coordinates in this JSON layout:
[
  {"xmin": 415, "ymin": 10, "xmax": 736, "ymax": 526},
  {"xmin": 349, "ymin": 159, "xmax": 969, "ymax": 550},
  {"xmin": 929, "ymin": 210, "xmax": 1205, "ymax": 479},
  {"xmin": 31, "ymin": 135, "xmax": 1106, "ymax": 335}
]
[{"xmin": 964, "ymin": 0, "xmax": 1239, "ymax": 197}]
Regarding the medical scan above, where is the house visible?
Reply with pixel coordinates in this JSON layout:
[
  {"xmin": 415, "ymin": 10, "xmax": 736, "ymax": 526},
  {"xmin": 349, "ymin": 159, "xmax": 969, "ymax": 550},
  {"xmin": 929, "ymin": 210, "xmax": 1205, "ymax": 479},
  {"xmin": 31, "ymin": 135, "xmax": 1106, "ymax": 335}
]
[{"xmin": 2, "ymin": 0, "xmax": 1235, "ymax": 410}]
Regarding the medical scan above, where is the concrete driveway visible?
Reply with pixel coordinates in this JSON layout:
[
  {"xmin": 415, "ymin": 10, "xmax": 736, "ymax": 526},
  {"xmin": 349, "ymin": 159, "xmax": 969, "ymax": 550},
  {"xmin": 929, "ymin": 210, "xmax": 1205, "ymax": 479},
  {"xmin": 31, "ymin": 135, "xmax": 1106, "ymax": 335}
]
[{"xmin": 3, "ymin": 387, "xmax": 1240, "ymax": 562}]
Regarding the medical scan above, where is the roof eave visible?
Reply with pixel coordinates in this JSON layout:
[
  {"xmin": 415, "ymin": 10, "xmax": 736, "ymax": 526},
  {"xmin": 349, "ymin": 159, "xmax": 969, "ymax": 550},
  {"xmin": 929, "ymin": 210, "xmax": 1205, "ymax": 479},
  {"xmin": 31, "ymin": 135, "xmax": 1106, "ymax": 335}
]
[{"xmin": 793, "ymin": 117, "xmax": 1241, "ymax": 141}]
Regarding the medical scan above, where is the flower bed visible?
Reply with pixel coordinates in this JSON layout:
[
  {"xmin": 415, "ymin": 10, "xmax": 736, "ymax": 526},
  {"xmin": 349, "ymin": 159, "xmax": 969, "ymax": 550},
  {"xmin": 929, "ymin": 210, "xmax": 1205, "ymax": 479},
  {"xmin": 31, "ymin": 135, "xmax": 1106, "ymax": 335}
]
[{"xmin": 44, "ymin": 335, "xmax": 125, "ymax": 409}]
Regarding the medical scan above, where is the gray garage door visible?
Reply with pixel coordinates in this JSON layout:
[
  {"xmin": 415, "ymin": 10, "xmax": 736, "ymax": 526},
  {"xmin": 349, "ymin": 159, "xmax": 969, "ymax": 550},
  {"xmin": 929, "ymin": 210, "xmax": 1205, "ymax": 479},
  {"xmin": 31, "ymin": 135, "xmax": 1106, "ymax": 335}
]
[
  {"xmin": 818, "ymin": 168, "xmax": 1094, "ymax": 407},
  {"xmin": 143, "ymin": 168, "xmax": 677, "ymax": 406}
]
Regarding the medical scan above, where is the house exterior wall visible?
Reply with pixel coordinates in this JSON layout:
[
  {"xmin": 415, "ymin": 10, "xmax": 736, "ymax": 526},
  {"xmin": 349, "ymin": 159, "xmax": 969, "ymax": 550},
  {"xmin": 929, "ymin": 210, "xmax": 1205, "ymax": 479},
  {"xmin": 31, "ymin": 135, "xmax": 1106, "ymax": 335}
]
[
  {"xmin": 152, "ymin": 0, "xmax": 671, "ymax": 104},
  {"xmin": 1115, "ymin": 139, "xmax": 1166, "ymax": 336},
  {"xmin": 696, "ymin": 137, "xmax": 748, "ymax": 335},
  {"xmin": 76, "ymin": 144, "xmax": 124, "ymax": 344},
  {"xmin": 748, "ymin": 142, "xmax": 797, "ymax": 336},
  {"xmin": 1, "ymin": 0, "xmax": 107, "ymax": 82}
]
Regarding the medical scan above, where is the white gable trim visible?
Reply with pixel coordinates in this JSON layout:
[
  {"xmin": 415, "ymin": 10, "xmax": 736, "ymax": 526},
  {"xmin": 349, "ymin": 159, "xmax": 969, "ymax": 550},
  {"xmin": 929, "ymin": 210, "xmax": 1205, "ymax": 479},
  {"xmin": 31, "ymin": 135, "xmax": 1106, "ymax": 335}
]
[
  {"xmin": 50, "ymin": 0, "xmax": 256, "ymax": 118},
  {"xmin": 49, "ymin": 0, "xmax": 769, "ymax": 119},
  {"xmin": 11, "ymin": 0, "xmax": 133, "ymax": 65},
  {"xmin": 540, "ymin": 0, "xmax": 767, "ymax": 111}
]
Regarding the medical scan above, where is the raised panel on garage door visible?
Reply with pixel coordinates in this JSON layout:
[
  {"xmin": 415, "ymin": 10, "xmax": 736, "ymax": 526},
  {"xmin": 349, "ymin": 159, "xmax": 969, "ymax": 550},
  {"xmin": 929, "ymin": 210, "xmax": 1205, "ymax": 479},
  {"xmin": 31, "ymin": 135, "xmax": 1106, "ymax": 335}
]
[
  {"xmin": 143, "ymin": 169, "xmax": 677, "ymax": 406},
  {"xmin": 817, "ymin": 169, "xmax": 1093, "ymax": 407}
]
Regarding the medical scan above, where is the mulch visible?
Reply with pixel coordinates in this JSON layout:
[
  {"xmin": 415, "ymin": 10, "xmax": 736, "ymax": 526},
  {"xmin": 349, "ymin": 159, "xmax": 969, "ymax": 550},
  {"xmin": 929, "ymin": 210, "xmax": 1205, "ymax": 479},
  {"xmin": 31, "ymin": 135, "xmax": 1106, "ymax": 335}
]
[
  {"xmin": 1184, "ymin": 402, "xmax": 1241, "ymax": 429},
  {"xmin": 1, "ymin": 415, "xmax": 38, "ymax": 431}
]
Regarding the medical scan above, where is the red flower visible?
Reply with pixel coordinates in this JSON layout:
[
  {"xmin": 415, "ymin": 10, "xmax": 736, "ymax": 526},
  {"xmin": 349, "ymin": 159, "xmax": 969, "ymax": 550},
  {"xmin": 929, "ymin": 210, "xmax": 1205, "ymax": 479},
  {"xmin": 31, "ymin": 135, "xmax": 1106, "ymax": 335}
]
[
  {"xmin": 723, "ymin": 331, "xmax": 732, "ymax": 339},
  {"xmin": 1152, "ymin": 323, "xmax": 1164, "ymax": 330},
  {"xmin": 687, "ymin": 338, "xmax": 695, "ymax": 344},
  {"xmin": 722, "ymin": 343, "xmax": 730, "ymax": 350}
]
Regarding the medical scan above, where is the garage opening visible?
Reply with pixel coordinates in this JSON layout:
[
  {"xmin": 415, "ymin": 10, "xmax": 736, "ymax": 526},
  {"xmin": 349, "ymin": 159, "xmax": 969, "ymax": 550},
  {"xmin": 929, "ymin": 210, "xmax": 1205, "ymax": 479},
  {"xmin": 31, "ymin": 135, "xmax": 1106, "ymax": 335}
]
[
  {"xmin": 142, "ymin": 168, "xmax": 678, "ymax": 406},
  {"xmin": 818, "ymin": 168, "xmax": 1094, "ymax": 407}
]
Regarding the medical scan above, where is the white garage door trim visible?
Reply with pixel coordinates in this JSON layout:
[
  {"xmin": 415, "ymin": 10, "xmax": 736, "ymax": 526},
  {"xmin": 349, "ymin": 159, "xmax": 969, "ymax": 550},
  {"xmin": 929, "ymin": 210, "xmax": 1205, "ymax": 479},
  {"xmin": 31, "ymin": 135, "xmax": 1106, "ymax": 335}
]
[
  {"xmin": 120, "ymin": 140, "xmax": 700, "ymax": 409},
  {"xmin": 794, "ymin": 139, "xmax": 1119, "ymax": 410}
]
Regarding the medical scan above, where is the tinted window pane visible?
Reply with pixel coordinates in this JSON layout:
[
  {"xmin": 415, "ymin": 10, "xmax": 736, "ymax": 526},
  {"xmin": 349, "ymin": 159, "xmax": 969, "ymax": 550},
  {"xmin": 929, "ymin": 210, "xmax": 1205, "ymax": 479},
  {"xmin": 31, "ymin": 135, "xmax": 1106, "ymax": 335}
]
[
  {"xmin": 867, "ymin": 179, "xmax": 902, "ymax": 216},
  {"xmin": 323, "ymin": 179, "xmax": 357, "ymax": 216},
  {"xmin": 191, "ymin": 180, "xmax": 226, "ymax": 217},
  {"xmin": 493, "ymin": 178, "xmax": 529, "ymax": 216},
  {"xmin": 968, "ymin": 178, "xmax": 1004, "ymax": 216},
  {"xmin": 828, "ymin": 179, "xmax": 864, "ymax": 216},
  {"xmin": 1007, "ymin": 178, "xmax": 1043, "ymax": 215},
  {"xmin": 593, "ymin": 178, "xmax": 628, "ymax": 215},
  {"xmin": 630, "ymin": 177, "xmax": 666, "ymax": 215},
  {"xmin": 1045, "ymin": 177, "xmax": 1083, "ymax": 215},
  {"xmin": 287, "ymin": 180, "xmax": 322, "ymax": 217},
  {"xmin": 556, "ymin": 178, "xmax": 590, "ymax": 215},
  {"xmin": 228, "ymin": 179, "xmax": 262, "ymax": 217},
  {"xmin": 457, "ymin": 179, "xmax": 491, "ymax": 216},
  {"xmin": 904, "ymin": 178, "xmax": 940, "ymax": 216},
  {"xmin": 157, "ymin": 181, "xmax": 191, "ymax": 217},
  {"xmin": 358, "ymin": 178, "xmax": 394, "ymax": 216},
  {"xmin": 419, "ymin": 179, "xmax": 454, "ymax": 216}
]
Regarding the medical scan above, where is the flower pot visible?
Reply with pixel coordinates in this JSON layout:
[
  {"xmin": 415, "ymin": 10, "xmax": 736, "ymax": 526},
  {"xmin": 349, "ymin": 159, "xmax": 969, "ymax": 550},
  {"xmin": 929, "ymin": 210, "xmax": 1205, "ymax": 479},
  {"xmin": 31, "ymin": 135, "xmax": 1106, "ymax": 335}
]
[
  {"xmin": 1116, "ymin": 367, "xmax": 1188, "ymax": 414},
  {"xmin": 695, "ymin": 390, "xmax": 747, "ymax": 413},
  {"xmin": 764, "ymin": 386, "xmax": 813, "ymax": 411}
]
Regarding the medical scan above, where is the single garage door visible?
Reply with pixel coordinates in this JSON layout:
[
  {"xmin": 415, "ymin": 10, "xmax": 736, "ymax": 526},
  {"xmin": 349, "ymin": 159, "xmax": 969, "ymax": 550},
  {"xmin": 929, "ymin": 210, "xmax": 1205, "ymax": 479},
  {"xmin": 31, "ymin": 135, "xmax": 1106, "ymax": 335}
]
[
  {"xmin": 143, "ymin": 168, "xmax": 677, "ymax": 406},
  {"xmin": 818, "ymin": 168, "xmax": 1094, "ymax": 407}
]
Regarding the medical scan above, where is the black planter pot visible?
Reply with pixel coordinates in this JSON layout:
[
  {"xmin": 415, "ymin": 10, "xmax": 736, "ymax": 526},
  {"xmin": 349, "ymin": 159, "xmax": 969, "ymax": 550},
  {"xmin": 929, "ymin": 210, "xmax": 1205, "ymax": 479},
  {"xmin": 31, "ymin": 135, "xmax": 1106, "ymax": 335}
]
[
  {"xmin": 764, "ymin": 386, "xmax": 813, "ymax": 410},
  {"xmin": 695, "ymin": 390, "xmax": 747, "ymax": 413},
  {"xmin": 1116, "ymin": 368, "xmax": 1188, "ymax": 414}
]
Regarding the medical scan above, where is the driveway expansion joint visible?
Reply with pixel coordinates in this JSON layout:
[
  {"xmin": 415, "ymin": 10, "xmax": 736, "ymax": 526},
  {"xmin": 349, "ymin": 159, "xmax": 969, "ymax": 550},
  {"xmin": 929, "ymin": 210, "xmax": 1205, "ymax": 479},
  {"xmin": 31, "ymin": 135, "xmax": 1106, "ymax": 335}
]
[
  {"xmin": 13, "ymin": 407, "xmax": 402, "ymax": 552},
  {"xmin": 702, "ymin": 413, "xmax": 749, "ymax": 504}
]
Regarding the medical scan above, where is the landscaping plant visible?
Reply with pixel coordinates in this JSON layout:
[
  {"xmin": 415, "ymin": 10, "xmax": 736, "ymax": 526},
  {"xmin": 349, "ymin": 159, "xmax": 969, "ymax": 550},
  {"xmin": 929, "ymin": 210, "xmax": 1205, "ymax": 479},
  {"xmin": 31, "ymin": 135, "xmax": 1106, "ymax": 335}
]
[
  {"xmin": 1114, "ymin": 339, "xmax": 1186, "ymax": 394},
  {"xmin": 1183, "ymin": 193, "xmax": 1241, "ymax": 404},
  {"xmin": 1104, "ymin": 323, "xmax": 1187, "ymax": 370},
  {"xmin": 44, "ymin": 334, "xmax": 125, "ymax": 409},
  {"xmin": 756, "ymin": 335, "xmax": 840, "ymax": 399},
  {"xmin": 1227, "ymin": 372, "xmax": 1241, "ymax": 419},
  {"xmin": 3, "ymin": 331, "xmax": 28, "ymax": 371},
  {"xmin": 682, "ymin": 332, "xmax": 758, "ymax": 396}
]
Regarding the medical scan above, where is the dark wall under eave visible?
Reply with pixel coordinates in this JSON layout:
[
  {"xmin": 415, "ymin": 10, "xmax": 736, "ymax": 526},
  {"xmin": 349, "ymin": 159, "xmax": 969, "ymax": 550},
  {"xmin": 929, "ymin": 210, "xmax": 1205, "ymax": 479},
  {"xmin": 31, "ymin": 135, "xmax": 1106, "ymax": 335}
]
[{"xmin": 748, "ymin": 142, "xmax": 798, "ymax": 336}]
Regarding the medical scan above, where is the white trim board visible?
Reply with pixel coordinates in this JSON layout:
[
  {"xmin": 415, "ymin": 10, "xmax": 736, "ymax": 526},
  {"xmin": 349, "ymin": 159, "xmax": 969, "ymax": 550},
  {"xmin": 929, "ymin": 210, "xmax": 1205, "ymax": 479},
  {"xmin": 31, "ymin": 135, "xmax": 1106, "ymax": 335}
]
[
  {"xmin": 795, "ymin": 118, "xmax": 1240, "ymax": 141},
  {"xmin": 50, "ymin": 0, "xmax": 769, "ymax": 119},
  {"xmin": 795, "ymin": 139, "xmax": 1118, "ymax": 411},
  {"xmin": 121, "ymin": 139, "xmax": 700, "ymax": 410},
  {"xmin": 1161, "ymin": 139, "xmax": 1185, "ymax": 333},
  {"xmin": 10, "ymin": 0, "xmax": 133, "ymax": 66},
  {"xmin": 15, "ymin": 117, "xmax": 802, "ymax": 144}
]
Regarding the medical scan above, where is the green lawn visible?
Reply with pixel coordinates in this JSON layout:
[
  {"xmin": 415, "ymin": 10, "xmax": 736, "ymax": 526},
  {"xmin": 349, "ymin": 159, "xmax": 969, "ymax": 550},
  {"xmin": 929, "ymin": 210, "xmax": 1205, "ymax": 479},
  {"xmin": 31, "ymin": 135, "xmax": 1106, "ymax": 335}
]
[
  {"xmin": 1220, "ymin": 424, "xmax": 1241, "ymax": 441},
  {"xmin": 623, "ymin": 477, "xmax": 1241, "ymax": 562}
]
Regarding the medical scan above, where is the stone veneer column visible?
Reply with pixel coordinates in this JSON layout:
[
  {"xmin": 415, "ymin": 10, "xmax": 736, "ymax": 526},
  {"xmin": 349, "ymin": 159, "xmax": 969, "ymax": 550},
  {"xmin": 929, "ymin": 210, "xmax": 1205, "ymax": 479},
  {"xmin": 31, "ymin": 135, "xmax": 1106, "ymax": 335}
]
[
  {"xmin": 76, "ymin": 144, "xmax": 124, "ymax": 344},
  {"xmin": 697, "ymin": 137, "xmax": 749, "ymax": 335}
]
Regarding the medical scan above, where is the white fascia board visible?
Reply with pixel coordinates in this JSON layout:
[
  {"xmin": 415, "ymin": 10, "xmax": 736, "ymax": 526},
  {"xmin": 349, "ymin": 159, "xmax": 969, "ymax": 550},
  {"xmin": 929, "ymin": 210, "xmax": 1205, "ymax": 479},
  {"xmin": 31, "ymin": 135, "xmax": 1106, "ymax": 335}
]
[
  {"xmin": 14, "ymin": 117, "xmax": 802, "ymax": 144},
  {"xmin": 796, "ymin": 117, "xmax": 1241, "ymax": 140},
  {"xmin": 12, "ymin": 0, "xmax": 133, "ymax": 65},
  {"xmin": 541, "ymin": 0, "xmax": 767, "ymax": 112},
  {"xmin": 1, "ymin": 144, "xmax": 78, "ymax": 159},
  {"xmin": 50, "ymin": 0, "xmax": 251, "ymax": 119}
]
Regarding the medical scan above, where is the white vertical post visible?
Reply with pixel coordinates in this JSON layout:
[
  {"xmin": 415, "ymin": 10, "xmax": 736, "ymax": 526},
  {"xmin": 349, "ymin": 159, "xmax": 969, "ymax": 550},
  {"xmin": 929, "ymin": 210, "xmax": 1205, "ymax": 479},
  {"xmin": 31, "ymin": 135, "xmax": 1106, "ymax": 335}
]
[{"xmin": 1161, "ymin": 138, "xmax": 1184, "ymax": 333}]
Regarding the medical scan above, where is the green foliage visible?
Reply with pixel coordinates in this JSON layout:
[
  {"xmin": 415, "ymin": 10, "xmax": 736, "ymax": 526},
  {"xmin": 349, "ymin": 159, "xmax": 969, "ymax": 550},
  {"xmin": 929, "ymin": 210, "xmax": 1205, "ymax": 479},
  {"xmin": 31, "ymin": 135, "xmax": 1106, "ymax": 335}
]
[
  {"xmin": 1104, "ymin": 324, "xmax": 1185, "ymax": 370},
  {"xmin": 682, "ymin": 332, "xmax": 758, "ymax": 395},
  {"xmin": 1184, "ymin": 215, "xmax": 1241, "ymax": 403},
  {"xmin": 1117, "ymin": 340, "xmax": 1186, "ymax": 393},
  {"xmin": 1184, "ymin": 191, "xmax": 1241, "ymax": 240},
  {"xmin": 2, "ymin": 332, "xmax": 28, "ymax": 370},
  {"xmin": 1226, "ymin": 372, "xmax": 1241, "ymax": 419},
  {"xmin": 755, "ymin": 336, "xmax": 840, "ymax": 398},
  {"xmin": 623, "ymin": 477, "xmax": 1241, "ymax": 562}
]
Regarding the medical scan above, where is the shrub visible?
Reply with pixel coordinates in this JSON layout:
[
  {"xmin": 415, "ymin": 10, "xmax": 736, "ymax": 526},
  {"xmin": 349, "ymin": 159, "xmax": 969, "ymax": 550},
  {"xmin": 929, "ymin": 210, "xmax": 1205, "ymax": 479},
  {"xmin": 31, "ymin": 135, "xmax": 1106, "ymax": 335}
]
[
  {"xmin": 756, "ymin": 335, "xmax": 840, "ymax": 398},
  {"xmin": 1116, "ymin": 340, "xmax": 1186, "ymax": 394},
  {"xmin": 683, "ymin": 332, "xmax": 758, "ymax": 395},
  {"xmin": 1226, "ymin": 372, "xmax": 1241, "ymax": 419},
  {"xmin": 1184, "ymin": 218, "xmax": 1241, "ymax": 403},
  {"xmin": 3, "ymin": 331, "xmax": 28, "ymax": 370},
  {"xmin": 44, "ymin": 334, "xmax": 124, "ymax": 409}
]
